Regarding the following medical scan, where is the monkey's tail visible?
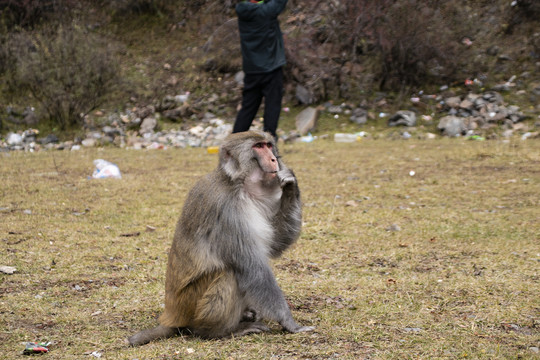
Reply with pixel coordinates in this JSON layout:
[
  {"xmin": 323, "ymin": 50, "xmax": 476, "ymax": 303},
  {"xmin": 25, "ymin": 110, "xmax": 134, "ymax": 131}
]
[{"xmin": 127, "ymin": 325, "xmax": 182, "ymax": 346}]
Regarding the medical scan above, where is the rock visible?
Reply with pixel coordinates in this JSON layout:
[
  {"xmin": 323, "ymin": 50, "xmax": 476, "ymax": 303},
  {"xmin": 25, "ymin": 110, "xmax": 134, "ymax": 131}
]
[
  {"xmin": 438, "ymin": 116, "xmax": 466, "ymax": 137},
  {"xmin": 22, "ymin": 107, "xmax": 39, "ymax": 125},
  {"xmin": 102, "ymin": 126, "xmax": 122, "ymax": 137},
  {"xmin": 81, "ymin": 138, "xmax": 97, "ymax": 147},
  {"xmin": 486, "ymin": 45, "xmax": 500, "ymax": 56},
  {"xmin": 162, "ymin": 104, "xmax": 191, "ymax": 121},
  {"xmin": 350, "ymin": 107, "xmax": 368, "ymax": 125},
  {"xmin": 135, "ymin": 105, "xmax": 155, "ymax": 120},
  {"xmin": 445, "ymin": 96, "xmax": 461, "ymax": 108},
  {"xmin": 39, "ymin": 134, "xmax": 59, "ymax": 145},
  {"xmin": 460, "ymin": 99, "xmax": 474, "ymax": 110},
  {"xmin": 502, "ymin": 129, "xmax": 513, "ymax": 137},
  {"xmin": 296, "ymin": 84, "xmax": 314, "ymax": 105},
  {"xmin": 140, "ymin": 117, "xmax": 157, "ymax": 134},
  {"xmin": 483, "ymin": 91, "xmax": 503, "ymax": 104},
  {"xmin": 295, "ymin": 107, "xmax": 319, "ymax": 135},
  {"xmin": 388, "ymin": 110, "xmax": 416, "ymax": 127}
]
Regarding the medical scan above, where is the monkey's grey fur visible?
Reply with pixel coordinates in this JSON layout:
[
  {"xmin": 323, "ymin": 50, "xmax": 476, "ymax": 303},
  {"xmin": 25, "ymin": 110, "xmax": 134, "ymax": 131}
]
[{"xmin": 127, "ymin": 130, "xmax": 314, "ymax": 346}]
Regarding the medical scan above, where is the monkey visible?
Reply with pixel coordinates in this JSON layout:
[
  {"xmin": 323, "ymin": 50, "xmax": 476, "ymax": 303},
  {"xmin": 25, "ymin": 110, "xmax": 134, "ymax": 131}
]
[{"xmin": 127, "ymin": 130, "xmax": 314, "ymax": 346}]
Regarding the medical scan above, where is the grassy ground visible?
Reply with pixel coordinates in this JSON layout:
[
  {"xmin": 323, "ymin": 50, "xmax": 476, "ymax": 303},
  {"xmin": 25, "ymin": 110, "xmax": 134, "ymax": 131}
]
[{"xmin": 0, "ymin": 137, "xmax": 539, "ymax": 359}]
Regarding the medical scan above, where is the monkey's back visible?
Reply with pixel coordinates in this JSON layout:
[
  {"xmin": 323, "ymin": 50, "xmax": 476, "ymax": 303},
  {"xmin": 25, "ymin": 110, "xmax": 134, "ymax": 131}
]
[{"xmin": 159, "ymin": 171, "xmax": 242, "ymax": 328}]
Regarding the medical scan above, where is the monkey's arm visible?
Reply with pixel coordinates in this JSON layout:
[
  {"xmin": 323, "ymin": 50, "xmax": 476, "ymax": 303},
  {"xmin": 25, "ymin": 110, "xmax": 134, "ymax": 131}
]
[{"xmin": 268, "ymin": 168, "xmax": 302, "ymax": 258}]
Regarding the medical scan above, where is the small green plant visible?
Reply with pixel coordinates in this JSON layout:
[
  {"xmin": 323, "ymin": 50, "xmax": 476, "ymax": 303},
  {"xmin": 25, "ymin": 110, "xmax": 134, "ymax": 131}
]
[{"xmin": 5, "ymin": 25, "xmax": 120, "ymax": 130}]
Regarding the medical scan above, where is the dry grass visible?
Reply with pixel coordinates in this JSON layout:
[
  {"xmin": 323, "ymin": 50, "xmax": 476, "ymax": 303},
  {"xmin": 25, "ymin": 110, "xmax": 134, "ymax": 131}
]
[{"xmin": 1, "ymin": 137, "xmax": 539, "ymax": 359}]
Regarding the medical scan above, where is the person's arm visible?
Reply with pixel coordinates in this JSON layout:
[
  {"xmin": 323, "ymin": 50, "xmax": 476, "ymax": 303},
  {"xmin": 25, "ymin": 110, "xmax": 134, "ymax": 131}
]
[{"xmin": 260, "ymin": 0, "xmax": 288, "ymax": 17}]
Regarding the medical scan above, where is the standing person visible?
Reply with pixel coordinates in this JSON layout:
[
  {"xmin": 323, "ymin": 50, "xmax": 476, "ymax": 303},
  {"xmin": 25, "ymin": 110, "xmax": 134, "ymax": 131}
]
[{"xmin": 233, "ymin": 0, "xmax": 288, "ymax": 139}]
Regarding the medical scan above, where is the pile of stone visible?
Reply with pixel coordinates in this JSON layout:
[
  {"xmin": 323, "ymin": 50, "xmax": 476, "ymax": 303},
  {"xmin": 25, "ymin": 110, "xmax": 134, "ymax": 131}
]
[
  {"xmin": 1, "ymin": 112, "xmax": 233, "ymax": 152},
  {"xmin": 437, "ymin": 91, "xmax": 528, "ymax": 137}
]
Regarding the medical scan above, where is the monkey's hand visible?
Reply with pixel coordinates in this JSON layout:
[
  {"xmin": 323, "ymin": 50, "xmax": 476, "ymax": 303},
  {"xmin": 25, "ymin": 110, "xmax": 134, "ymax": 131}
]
[{"xmin": 277, "ymin": 168, "xmax": 296, "ymax": 187}]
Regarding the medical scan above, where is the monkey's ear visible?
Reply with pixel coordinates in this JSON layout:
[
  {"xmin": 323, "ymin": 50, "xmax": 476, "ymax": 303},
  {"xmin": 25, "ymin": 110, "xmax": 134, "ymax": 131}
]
[{"xmin": 220, "ymin": 148, "xmax": 241, "ymax": 180}]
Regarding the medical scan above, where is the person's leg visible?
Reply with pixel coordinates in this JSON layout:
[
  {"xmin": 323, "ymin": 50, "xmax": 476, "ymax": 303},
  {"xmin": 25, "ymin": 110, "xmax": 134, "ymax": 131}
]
[
  {"xmin": 261, "ymin": 67, "xmax": 284, "ymax": 138},
  {"xmin": 233, "ymin": 73, "xmax": 263, "ymax": 134}
]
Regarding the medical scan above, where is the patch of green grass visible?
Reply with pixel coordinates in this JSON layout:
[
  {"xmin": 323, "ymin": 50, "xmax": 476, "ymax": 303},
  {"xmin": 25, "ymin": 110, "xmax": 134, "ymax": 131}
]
[{"xmin": 1, "ymin": 138, "xmax": 539, "ymax": 359}]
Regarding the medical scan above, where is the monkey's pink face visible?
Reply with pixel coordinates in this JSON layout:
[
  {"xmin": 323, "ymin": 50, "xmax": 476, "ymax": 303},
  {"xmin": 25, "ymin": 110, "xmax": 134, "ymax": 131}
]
[{"xmin": 253, "ymin": 142, "xmax": 279, "ymax": 176}]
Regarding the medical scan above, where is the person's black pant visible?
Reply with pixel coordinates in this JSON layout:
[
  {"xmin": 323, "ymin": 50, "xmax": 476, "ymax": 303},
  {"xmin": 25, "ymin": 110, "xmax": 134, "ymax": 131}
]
[{"xmin": 233, "ymin": 67, "xmax": 283, "ymax": 138}]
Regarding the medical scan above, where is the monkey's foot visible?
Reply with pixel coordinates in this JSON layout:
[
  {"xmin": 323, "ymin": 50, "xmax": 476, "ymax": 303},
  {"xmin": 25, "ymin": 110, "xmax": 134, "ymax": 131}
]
[
  {"xmin": 232, "ymin": 321, "xmax": 269, "ymax": 337},
  {"xmin": 291, "ymin": 325, "xmax": 315, "ymax": 333},
  {"xmin": 280, "ymin": 320, "xmax": 316, "ymax": 334}
]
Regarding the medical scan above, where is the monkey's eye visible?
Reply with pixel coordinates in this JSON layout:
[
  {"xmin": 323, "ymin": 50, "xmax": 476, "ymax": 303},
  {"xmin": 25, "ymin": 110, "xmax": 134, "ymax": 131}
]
[
  {"xmin": 266, "ymin": 142, "xmax": 273, "ymax": 149},
  {"xmin": 253, "ymin": 143, "xmax": 264, "ymax": 149}
]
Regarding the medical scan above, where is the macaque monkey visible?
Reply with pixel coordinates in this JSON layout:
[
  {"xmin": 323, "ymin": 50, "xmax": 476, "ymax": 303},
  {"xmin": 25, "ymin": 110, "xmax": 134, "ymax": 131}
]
[{"xmin": 128, "ymin": 130, "xmax": 314, "ymax": 346}]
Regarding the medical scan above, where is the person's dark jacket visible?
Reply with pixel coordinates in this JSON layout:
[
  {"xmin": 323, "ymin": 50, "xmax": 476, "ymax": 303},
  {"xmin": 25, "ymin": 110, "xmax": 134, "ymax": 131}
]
[{"xmin": 235, "ymin": 0, "xmax": 287, "ymax": 74}]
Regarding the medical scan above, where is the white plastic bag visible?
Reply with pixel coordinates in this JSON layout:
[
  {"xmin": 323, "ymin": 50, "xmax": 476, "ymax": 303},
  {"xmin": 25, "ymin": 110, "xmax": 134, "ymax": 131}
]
[{"xmin": 92, "ymin": 159, "xmax": 122, "ymax": 179}]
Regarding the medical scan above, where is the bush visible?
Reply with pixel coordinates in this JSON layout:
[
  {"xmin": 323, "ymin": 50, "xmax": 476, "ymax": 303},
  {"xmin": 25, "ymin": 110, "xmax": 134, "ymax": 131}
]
[
  {"xmin": 5, "ymin": 25, "xmax": 120, "ymax": 129},
  {"xmin": 324, "ymin": 0, "xmax": 468, "ymax": 90},
  {"xmin": 0, "ymin": 0, "xmax": 77, "ymax": 30}
]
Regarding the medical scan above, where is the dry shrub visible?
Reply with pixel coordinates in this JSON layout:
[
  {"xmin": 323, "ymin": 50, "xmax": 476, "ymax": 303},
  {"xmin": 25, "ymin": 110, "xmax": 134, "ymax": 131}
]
[
  {"xmin": 0, "ymin": 0, "xmax": 77, "ymax": 30},
  {"xmin": 5, "ymin": 25, "xmax": 120, "ymax": 129},
  {"xmin": 324, "ymin": 0, "xmax": 469, "ymax": 90}
]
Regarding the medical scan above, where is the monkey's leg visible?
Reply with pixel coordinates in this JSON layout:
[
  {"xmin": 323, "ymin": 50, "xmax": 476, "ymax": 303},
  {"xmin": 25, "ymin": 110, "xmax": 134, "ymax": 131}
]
[
  {"xmin": 127, "ymin": 325, "xmax": 180, "ymax": 346},
  {"xmin": 237, "ymin": 260, "xmax": 315, "ymax": 334},
  {"xmin": 192, "ymin": 270, "xmax": 269, "ymax": 338}
]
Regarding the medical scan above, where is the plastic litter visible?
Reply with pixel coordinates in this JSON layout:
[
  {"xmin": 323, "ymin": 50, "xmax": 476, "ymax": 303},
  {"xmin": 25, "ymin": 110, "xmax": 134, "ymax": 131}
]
[
  {"xmin": 207, "ymin": 146, "xmax": 219, "ymax": 154},
  {"xmin": 92, "ymin": 159, "xmax": 122, "ymax": 179},
  {"xmin": 468, "ymin": 135, "xmax": 485, "ymax": 141},
  {"xmin": 299, "ymin": 133, "xmax": 315, "ymax": 143},
  {"xmin": 23, "ymin": 341, "xmax": 51, "ymax": 355},
  {"xmin": 334, "ymin": 133, "xmax": 363, "ymax": 143}
]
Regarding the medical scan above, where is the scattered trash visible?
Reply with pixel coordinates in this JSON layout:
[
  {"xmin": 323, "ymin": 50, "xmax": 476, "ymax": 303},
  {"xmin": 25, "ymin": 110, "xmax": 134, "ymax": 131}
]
[
  {"xmin": 403, "ymin": 327, "xmax": 422, "ymax": 333},
  {"xmin": 386, "ymin": 224, "xmax": 402, "ymax": 232},
  {"xmin": 468, "ymin": 135, "xmax": 485, "ymax": 141},
  {"xmin": 120, "ymin": 232, "xmax": 140, "ymax": 237},
  {"xmin": 299, "ymin": 133, "xmax": 315, "ymax": 143},
  {"xmin": 461, "ymin": 37, "xmax": 473, "ymax": 46},
  {"xmin": 521, "ymin": 132, "xmax": 539, "ymax": 140},
  {"xmin": 90, "ymin": 350, "xmax": 102, "ymax": 358},
  {"xmin": 23, "ymin": 341, "xmax": 51, "ymax": 355},
  {"xmin": 409, "ymin": 170, "xmax": 416, "ymax": 177},
  {"xmin": 0, "ymin": 265, "xmax": 17, "ymax": 274},
  {"xmin": 334, "ymin": 133, "xmax": 362, "ymax": 143},
  {"xmin": 92, "ymin": 159, "xmax": 122, "ymax": 179},
  {"xmin": 7, "ymin": 133, "xmax": 23, "ymax": 146},
  {"xmin": 207, "ymin": 146, "xmax": 219, "ymax": 154},
  {"xmin": 388, "ymin": 110, "xmax": 417, "ymax": 127}
]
